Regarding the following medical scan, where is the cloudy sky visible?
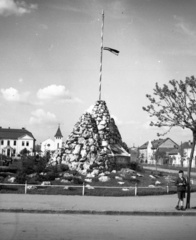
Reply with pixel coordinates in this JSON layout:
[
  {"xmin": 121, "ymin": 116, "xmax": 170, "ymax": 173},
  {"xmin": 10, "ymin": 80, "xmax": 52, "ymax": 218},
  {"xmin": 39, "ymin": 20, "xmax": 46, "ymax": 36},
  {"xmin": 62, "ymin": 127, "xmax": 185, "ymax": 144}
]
[{"xmin": 0, "ymin": 0, "xmax": 196, "ymax": 147}]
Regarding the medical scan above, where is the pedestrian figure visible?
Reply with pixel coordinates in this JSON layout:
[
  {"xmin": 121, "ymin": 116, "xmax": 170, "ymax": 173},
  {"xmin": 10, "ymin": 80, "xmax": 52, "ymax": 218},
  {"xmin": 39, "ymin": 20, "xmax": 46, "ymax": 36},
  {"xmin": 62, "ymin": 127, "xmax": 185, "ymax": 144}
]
[{"xmin": 175, "ymin": 170, "xmax": 187, "ymax": 210}]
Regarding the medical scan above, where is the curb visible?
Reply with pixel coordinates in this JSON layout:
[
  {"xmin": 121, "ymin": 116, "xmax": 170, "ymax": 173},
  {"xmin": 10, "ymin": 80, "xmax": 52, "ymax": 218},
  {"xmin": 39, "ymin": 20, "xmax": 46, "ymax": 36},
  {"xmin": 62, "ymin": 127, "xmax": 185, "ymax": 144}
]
[{"xmin": 1, "ymin": 209, "xmax": 196, "ymax": 216}]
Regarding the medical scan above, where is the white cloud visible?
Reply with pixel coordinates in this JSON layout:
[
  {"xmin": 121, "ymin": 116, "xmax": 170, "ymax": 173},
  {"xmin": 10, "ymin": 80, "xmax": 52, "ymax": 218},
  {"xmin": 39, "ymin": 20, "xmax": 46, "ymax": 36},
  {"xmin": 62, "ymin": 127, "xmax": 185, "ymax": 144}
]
[
  {"xmin": 37, "ymin": 85, "xmax": 70, "ymax": 100},
  {"xmin": 37, "ymin": 84, "xmax": 81, "ymax": 103},
  {"xmin": 1, "ymin": 87, "xmax": 30, "ymax": 103},
  {"xmin": 0, "ymin": 0, "xmax": 37, "ymax": 16},
  {"xmin": 49, "ymin": 4, "xmax": 83, "ymax": 13},
  {"xmin": 85, "ymin": 104, "xmax": 94, "ymax": 114},
  {"xmin": 111, "ymin": 115, "xmax": 137, "ymax": 126},
  {"xmin": 29, "ymin": 109, "xmax": 57, "ymax": 125}
]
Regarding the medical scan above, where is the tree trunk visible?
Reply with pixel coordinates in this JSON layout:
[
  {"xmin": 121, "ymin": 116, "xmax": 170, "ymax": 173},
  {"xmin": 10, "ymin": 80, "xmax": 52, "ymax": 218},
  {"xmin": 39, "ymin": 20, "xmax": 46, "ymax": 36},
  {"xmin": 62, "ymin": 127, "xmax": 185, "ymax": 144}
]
[{"xmin": 186, "ymin": 132, "xmax": 196, "ymax": 209}]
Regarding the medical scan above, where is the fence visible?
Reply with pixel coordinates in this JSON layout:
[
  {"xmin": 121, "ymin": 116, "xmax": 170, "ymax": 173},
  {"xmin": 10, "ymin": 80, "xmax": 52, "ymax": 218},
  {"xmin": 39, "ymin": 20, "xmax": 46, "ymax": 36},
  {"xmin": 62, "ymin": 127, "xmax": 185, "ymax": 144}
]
[{"xmin": 0, "ymin": 182, "xmax": 174, "ymax": 196}]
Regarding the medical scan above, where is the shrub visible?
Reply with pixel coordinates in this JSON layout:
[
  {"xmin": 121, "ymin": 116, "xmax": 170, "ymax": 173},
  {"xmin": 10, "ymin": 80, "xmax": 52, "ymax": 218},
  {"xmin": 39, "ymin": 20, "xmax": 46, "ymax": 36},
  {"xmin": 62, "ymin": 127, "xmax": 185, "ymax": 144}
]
[
  {"xmin": 92, "ymin": 177, "xmax": 99, "ymax": 183},
  {"xmin": 27, "ymin": 179, "xmax": 39, "ymax": 184},
  {"xmin": 64, "ymin": 176, "xmax": 73, "ymax": 181},
  {"xmin": 69, "ymin": 170, "xmax": 78, "ymax": 176},
  {"xmin": 34, "ymin": 159, "xmax": 48, "ymax": 174},
  {"xmin": 60, "ymin": 164, "xmax": 69, "ymax": 171},
  {"xmin": 73, "ymin": 177, "xmax": 83, "ymax": 185},
  {"xmin": 129, "ymin": 161, "xmax": 140, "ymax": 171},
  {"xmin": 0, "ymin": 167, "xmax": 17, "ymax": 173},
  {"xmin": 15, "ymin": 171, "xmax": 27, "ymax": 184},
  {"xmin": 38, "ymin": 171, "xmax": 58, "ymax": 181},
  {"xmin": 45, "ymin": 165, "xmax": 58, "ymax": 173},
  {"xmin": 21, "ymin": 156, "xmax": 35, "ymax": 174},
  {"xmin": 20, "ymin": 148, "xmax": 30, "ymax": 156}
]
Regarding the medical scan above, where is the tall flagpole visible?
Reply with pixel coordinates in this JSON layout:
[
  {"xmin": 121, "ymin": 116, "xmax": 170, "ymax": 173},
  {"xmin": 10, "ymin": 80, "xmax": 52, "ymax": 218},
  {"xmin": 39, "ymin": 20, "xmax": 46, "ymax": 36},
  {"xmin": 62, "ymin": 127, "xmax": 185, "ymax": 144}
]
[{"xmin": 99, "ymin": 10, "xmax": 104, "ymax": 101}]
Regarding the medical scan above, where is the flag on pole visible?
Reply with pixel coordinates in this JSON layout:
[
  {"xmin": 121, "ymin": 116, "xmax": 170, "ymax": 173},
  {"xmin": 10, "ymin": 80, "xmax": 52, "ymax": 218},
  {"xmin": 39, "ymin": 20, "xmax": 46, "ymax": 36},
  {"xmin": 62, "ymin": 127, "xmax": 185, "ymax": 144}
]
[{"xmin": 103, "ymin": 47, "xmax": 120, "ymax": 56}]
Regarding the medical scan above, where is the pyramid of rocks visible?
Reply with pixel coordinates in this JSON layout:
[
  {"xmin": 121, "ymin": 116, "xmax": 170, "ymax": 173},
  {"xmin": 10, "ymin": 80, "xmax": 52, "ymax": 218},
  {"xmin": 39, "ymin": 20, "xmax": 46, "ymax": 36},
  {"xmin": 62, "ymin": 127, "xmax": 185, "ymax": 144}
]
[{"xmin": 62, "ymin": 100, "xmax": 128, "ymax": 174}]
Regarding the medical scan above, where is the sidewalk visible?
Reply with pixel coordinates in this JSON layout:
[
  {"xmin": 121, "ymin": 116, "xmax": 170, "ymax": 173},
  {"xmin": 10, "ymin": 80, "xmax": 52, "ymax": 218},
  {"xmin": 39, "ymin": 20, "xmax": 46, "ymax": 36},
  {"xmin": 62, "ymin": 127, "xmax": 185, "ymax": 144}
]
[{"xmin": 1, "ymin": 193, "xmax": 196, "ymax": 216}]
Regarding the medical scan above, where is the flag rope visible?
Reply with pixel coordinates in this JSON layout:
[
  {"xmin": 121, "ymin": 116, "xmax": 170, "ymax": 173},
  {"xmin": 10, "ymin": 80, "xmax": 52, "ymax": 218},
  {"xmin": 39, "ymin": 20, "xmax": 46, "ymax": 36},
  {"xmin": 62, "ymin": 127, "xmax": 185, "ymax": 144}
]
[{"xmin": 99, "ymin": 10, "xmax": 104, "ymax": 101}]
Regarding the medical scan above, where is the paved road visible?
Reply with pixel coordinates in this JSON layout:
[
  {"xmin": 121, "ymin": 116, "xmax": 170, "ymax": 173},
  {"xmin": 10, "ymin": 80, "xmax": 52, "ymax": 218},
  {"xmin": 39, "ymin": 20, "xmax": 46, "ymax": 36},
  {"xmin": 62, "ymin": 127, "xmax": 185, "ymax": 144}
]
[
  {"xmin": 1, "ymin": 212, "xmax": 196, "ymax": 240},
  {"xmin": 143, "ymin": 166, "xmax": 196, "ymax": 177}
]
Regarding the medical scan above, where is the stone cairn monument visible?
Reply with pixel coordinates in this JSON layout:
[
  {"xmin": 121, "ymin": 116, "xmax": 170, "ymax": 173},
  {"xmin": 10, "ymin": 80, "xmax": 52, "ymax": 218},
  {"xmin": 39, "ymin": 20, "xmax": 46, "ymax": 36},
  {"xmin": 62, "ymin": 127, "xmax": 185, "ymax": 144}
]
[{"xmin": 61, "ymin": 100, "xmax": 130, "ymax": 175}]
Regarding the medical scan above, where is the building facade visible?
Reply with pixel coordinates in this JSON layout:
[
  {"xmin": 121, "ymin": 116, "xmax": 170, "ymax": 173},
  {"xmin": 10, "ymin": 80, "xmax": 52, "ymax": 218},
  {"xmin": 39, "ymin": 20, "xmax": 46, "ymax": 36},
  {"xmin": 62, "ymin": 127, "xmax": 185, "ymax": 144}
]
[
  {"xmin": 170, "ymin": 141, "xmax": 196, "ymax": 168},
  {"xmin": 0, "ymin": 127, "xmax": 36, "ymax": 157},
  {"xmin": 138, "ymin": 138, "xmax": 179, "ymax": 165},
  {"xmin": 41, "ymin": 125, "xmax": 63, "ymax": 154}
]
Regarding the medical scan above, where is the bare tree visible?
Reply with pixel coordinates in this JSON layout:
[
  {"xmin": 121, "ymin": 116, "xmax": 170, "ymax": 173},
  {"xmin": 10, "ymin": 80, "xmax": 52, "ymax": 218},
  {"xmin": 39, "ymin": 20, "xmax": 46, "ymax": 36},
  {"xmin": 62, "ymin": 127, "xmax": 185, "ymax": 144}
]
[{"xmin": 143, "ymin": 76, "xmax": 196, "ymax": 209}]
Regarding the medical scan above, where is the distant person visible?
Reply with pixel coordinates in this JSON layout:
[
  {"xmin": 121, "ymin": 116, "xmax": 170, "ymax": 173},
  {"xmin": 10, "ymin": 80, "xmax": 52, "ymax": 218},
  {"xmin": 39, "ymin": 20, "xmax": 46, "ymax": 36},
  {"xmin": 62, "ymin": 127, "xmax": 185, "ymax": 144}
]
[{"xmin": 175, "ymin": 170, "xmax": 187, "ymax": 210}]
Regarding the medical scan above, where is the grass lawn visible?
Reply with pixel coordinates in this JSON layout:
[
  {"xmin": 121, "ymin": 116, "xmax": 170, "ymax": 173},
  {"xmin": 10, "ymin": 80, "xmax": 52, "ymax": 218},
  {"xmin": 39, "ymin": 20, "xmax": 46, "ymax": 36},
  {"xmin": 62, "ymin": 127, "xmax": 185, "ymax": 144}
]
[{"xmin": 1, "ymin": 159, "xmax": 196, "ymax": 196}]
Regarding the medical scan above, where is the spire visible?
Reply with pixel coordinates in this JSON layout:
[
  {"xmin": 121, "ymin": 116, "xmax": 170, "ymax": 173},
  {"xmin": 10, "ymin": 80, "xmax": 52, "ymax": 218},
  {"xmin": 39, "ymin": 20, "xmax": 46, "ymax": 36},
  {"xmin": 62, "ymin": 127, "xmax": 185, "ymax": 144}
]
[{"xmin": 54, "ymin": 124, "xmax": 63, "ymax": 138}]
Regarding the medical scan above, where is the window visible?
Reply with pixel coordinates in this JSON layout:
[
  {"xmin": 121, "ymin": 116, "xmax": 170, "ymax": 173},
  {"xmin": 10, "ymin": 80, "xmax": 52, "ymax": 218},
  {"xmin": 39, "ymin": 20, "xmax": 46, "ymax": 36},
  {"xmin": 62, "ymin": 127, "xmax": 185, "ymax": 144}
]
[
  {"xmin": 26, "ymin": 141, "xmax": 29, "ymax": 147},
  {"xmin": 22, "ymin": 141, "xmax": 24, "ymax": 146},
  {"xmin": 7, "ymin": 140, "xmax": 10, "ymax": 146},
  {"xmin": 14, "ymin": 141, "xmax": 16, "ymax": 146},
  {"xmin": 1, "ymin": 140, "xmax": 4, "ymax": 145}
]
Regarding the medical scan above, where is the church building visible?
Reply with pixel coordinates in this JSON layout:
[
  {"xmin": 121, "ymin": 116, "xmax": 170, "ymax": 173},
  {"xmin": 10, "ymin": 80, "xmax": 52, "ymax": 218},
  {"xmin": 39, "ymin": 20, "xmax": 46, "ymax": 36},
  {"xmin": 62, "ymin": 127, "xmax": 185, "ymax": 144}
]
[{"xmin": 41, "ymin": 125, "xmax": 63, "ymax": 154}]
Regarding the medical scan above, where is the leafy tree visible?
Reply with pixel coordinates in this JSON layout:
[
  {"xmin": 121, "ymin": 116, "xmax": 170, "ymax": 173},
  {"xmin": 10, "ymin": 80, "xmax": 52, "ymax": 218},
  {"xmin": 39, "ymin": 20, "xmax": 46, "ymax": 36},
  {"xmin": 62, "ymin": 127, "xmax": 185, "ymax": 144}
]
[
  {"xmin": 121, "ymin": 142, "xmax": 130, "ymax": 153},
  {"xmin": 139, "ymin": 153, "xmax": 145, "ymax": 163},
  {"xmin": 154, "ymin": 149, "xmax": 165, "ymax": 163},
  {"xmin": 179, "ymin": 142, "xmax": 188, "ymax": 167},
  {"xmin": 143, "ymin": 76, "xmax": 196, "ymax": 209},
  {"xmin": 20, "ymin": 148, "xmax": 30, "ymax": 156},
  {"xmin": 34, "ymin": 144, "xmax": 41, "ymax": 154}
]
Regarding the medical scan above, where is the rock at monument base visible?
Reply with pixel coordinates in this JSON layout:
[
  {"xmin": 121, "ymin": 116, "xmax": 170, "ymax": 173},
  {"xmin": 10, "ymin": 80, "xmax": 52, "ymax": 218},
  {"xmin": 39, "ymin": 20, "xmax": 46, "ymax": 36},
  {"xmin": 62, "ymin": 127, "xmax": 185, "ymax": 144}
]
[{"xmin": 99, "ymin": 175, "xmax": 110, "ymax": 182}]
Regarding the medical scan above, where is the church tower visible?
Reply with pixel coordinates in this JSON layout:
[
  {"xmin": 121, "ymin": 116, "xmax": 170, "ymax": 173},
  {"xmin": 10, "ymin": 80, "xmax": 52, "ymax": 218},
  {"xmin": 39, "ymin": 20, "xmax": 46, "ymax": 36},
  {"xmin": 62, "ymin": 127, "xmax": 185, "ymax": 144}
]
[{"xmin": 54, "ymin": 124, "xmax": 63, "ymax": 149}]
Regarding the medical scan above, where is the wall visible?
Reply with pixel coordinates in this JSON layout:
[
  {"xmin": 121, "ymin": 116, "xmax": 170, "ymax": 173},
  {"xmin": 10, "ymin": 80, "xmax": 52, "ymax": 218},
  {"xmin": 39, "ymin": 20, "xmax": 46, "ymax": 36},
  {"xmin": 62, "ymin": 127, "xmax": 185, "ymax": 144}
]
[{"xmin": 41, "ymin": 138, "xmax": 55, "ymax": 153}]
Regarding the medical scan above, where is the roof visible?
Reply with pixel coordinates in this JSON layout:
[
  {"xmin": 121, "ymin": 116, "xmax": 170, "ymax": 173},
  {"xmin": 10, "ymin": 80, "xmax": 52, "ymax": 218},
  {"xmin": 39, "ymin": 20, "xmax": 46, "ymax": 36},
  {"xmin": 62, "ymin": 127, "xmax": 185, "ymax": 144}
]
[
  {"xmin": 139, "ymin": 138, "xmax": 178, "ymax": 150},
  {"xmin": 42, "ymin": 138, "xmax": 54, "ymax": 143},
  {"xmin": 168, "ymin": 149, "xmax": 179, "ymax": 155},
  {"xmin": 180, "ymin": 141, "xmax": 192, "ymax": 149},
  {"xmin": 54, "ymin": 126, "xmax": 63, "ymax": 138},
  {"xmin": 0, "ymin": 127, "xmax": 35, "ymax": 140},
  {"xmin": 139, "ymin": 138, "xmax": 165, "ymax": 149},
  {"xmin": 110, "ymin": 144, "xmax": 130, "ymax": 156}
]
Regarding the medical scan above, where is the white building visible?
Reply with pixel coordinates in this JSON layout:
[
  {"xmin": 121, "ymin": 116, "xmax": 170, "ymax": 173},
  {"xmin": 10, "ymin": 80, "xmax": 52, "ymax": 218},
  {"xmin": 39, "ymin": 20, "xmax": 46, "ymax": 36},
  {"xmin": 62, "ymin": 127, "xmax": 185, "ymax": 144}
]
[
  {"xmin": 0, "ymin": 127, "xmax": 36, "ymax": 157},
  {"xmin": 41, "ymin": 125, "xmax": 63, "ymax": 154},
  {"xmin": 171, "ymin": 141, "xmax": 196, "ymax": 168},
  {"xmin": 139, "ymin": 138, "xmax": 179, "ymax": 164}
]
